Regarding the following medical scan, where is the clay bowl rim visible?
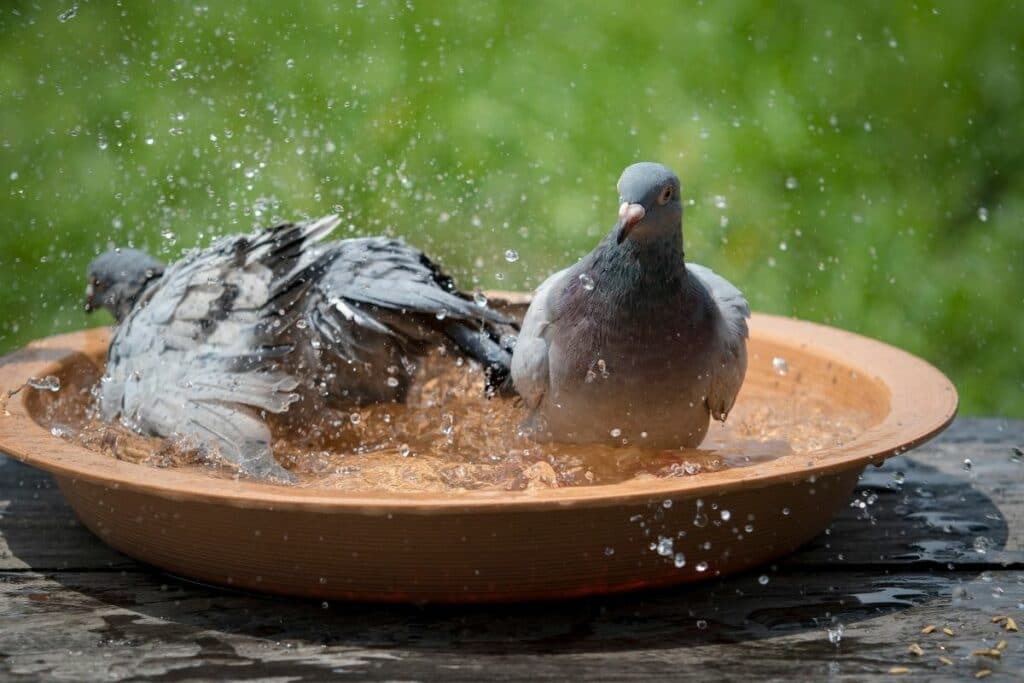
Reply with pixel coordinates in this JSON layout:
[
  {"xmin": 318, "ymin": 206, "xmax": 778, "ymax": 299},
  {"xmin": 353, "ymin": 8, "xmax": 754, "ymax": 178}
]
[{"xmin": 0, "ymin": 301, "xmax": 957, "ymax": 513}]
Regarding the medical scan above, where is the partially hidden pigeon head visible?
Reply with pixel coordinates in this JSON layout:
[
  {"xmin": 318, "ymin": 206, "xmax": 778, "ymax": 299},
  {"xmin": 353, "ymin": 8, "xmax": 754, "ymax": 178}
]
[
  {"xmin": 615, "ymin": 162, "xmax": 682, "ymax": 245},
  {"xmin": 85, "ymin": 249, "xmax": 166, "ymax": 322}
]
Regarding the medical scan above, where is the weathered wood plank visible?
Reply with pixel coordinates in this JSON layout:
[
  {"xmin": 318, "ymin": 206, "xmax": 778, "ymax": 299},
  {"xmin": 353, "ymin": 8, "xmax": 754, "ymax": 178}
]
[
  {"xmin": 0, "ymin": 456, "xmax": 134, "ymax": 571},
  {"xmin": 791, "ymin": 418, "xmax": 1024, "ymax": 568},
  {"xmin": 0, "ymin": 568, "xmax": 1021, "ymax": 680}
]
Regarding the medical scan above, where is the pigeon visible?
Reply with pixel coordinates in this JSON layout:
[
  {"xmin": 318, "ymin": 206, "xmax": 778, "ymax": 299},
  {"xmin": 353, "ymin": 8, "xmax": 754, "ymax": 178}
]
[
  {"xmin": 86, "ymin": 216, "xmax": 514, "ymax": 480},
  {"xmin": 509, "ymin": 162, "xmax": 749, "ymax": 449}
]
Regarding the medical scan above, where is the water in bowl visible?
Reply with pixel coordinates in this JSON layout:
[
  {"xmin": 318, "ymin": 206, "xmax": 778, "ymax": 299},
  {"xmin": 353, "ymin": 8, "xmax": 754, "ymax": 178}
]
[{"xmin": 35, "ymin": 349, "xmax": 870, "ymax": 492}]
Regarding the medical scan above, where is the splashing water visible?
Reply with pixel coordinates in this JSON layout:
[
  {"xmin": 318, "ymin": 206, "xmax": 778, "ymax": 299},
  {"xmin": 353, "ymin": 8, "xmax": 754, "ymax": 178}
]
[{"xmin": 35, "ymin": 346, "xmax": 871, "ymax": 492}]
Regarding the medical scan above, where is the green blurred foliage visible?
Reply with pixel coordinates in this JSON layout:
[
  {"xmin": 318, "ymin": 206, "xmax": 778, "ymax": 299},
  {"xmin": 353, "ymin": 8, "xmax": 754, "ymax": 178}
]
[{"xmin": 1, "ymin": 1, "xmax": 1021, "ymax": 415}]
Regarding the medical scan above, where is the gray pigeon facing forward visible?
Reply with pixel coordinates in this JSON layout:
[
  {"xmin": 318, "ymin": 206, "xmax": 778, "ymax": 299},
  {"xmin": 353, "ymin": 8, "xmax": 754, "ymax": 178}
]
[
  {"xmin": 510, "ymin": 162, "xmax": 749, "ymax": 449},
  {"xmin": 87, "ymin": 216, "xmax": 514, "ymax": 480}
]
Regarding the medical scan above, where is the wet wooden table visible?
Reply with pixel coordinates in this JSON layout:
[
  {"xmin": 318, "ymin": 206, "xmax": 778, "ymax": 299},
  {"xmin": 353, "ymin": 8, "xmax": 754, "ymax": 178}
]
[{"xmin": 1, "ymin": 417, "xmax": 1022, "ymax": 681}]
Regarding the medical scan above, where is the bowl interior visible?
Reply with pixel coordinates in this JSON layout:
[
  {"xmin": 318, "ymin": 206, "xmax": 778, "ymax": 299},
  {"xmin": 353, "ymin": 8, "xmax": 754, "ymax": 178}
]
[{"xmin": 2, "ymin": 299, "xmax": 956, "ymax": 510}]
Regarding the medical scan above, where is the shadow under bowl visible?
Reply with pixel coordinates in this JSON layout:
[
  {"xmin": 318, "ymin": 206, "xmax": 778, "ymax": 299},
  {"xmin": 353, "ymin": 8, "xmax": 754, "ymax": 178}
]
[{"xmin": 0, "ymin": 294, "xmax": 957, "ymax": 603}]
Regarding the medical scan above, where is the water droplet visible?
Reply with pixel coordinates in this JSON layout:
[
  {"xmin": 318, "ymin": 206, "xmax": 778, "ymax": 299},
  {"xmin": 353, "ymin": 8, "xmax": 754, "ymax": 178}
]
[
  {"xmin": 440, "ymin": 413, "xmax": 454, "ymax": 436},
  {"xmin": 144, "ymin": 135, "xmax": 155, "ymax": 146},
  {"xmin": 713, "ymin": 195, "xmax": 727, "ymax": 209},
  {"xmin": 782, "ymin": 507, "xmax": 791, "ymax": 516},
  {"xmin": 778, "ymin": 241, "xmax": 788, "ymax": 252},
  {"xmin": 28, "ymin": 376, "xmax": 61, "ymax": 392},
  {"xmin": 696, "ymin": 619, "xmax": 708, "ymax": 630},
  {"xmin": 785, "ymin": 176, "xmax": 798, "ymax": 190},
  {"xmin": 772, "ymin": 357, "xmax": 789, "ymax": 375},
  {"xmin": 504, "ymin": 249, "xmax": 519, "ymax": 263},
  {"xmin": 695, "ymin": 561, "xmax": 708, "ymax": 572},
  {"xmin": 578, "ymin": 273, "xmax": 595, "ymax": 291},
  {"xmin": 656, "ymin": 536, "xmax": 674, "ymax": 556},
  {"xmin": 285, "ymin": 58, "xmax": 296, "ymax": 69},
  {"xmin": 973, "ymin": 536, "xmax": 991, "ymax": 554},
  {"xmin": 662, "ymin": 499, "xmax": 673, "ymax": 509},
  {"xmin": 604, "ymin": 546, "xmax": 615, "ymax": 557},
  {"xmin": 398, "ymin": 444, "xmax": 411, "ymax": 457},
  {"xmin": 58, "ymin": 5, "xmax": 78, "ymax": 23},
  {"xmin": 386, "ymin": 376, "xmax": 400, "ymax": 388},
  {"xmin": 321, "ymin": 601, "xmax": 329, "ymax": 609},
  {"xmin": 1011, "ymin": 447, "xmax": 1023, "ymax": 464},
  {"xmin": 472, "ymin": 291, "xmax": 488, "ymax": 307},
  {"xmin": 720, "ymin": 510, "xmax": 731, "ymax": 521},
  {"xmin": 962, "ymin": 458, "xmax": 972, "ymax": 471},
  {"xmin": 977, "ymin": 207, "xmax": 989, "ymax": 222},
  {"xmin": 758, "ymin": 574, "xmax": 770, "ymax": 585},
  {"xmin": 673, "ymin": 552, "xmax": 686, "ymax": 568},
  {"xmin": 609, "ymin": 427, "xmax": 622, "ymax": 438},
  {"xmin": 827, "ymin": 623, "xmax": 844, "ymax": 646},
  {"xmin": 349, "ymin": 413, "xmax": 361, "ymax": 425}
]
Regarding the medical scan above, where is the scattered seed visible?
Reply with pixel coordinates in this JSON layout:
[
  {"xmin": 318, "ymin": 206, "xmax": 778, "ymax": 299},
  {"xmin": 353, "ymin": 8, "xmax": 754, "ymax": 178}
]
[
  {"xmin": 921, "ymin": 625, "xmax": 937, "ymax": 634},
  {"xmin": 942, "ymin": 627, "xmax": 955, "ymax": 637},
  {"xmin": 938, "ymin": 656, "xmax": 954, "ymax": 666},
  {"xmin": 975, "ymin": 670, "xmax": 992, "ymax": 679},
  {"xmin": 1006, "ymin": 616, "xmax": 1018, "ymax": 632},
  {"xmin": 991, "ymin": 615, "xmax": 1008, "ymax": 624},
  {"xmin": 971, "ymin": 649, "xmax": 1001, "ymax": 658},
  {"xmin": 908, "ymin": 642, "xmax": 924, "ymax": 656},
  {"xmin": 995, "ymin": 640, "xmax": 1008, "ymax": 651},
  {"xmin": 889, "ymin": 667, "xmax": 910, "ymax": 675}
]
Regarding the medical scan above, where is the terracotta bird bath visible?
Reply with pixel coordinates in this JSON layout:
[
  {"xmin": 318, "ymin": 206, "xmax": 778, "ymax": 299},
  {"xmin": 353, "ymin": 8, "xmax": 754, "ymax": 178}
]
[{"xmin": 0, "ymin": 295, "xmax": 956, "ymax": 602}]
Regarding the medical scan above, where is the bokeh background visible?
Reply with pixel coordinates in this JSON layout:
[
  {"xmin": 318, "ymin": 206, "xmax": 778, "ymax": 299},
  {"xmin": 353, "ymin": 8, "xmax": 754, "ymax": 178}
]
[{"xmin": 1, "ymin": 2, "xmax": 1021, "ymax": 416}]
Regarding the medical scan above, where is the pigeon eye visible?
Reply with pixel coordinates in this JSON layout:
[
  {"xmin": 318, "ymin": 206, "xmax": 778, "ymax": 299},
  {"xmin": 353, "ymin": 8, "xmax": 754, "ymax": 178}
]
[{"xmin": 658, "ymin": 186, "xmax": 673, "ymax": 205}]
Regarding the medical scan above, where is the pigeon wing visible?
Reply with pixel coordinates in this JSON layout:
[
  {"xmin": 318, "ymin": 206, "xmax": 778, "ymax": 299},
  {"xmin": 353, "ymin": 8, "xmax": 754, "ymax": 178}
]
[
  {"xmin": 687, "ymin": 262, "xmax": 750, "ymax": 421},
  {"xmin": 101, "ymin": 216, "xmax": 339, "ymax": 479},
  {"xmin": 305, "ymin": 237, "xmax": 514, "ymax": 390},
  {"xmin": 508, "ymin": 267, "xmax": 569, "ymax": 409}
]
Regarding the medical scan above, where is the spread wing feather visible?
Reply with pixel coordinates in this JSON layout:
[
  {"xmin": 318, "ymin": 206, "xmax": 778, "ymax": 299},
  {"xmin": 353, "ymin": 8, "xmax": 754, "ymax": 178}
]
[{"xmin": 100, "ymin": 216, "xmax": 339, "ymax": 480}]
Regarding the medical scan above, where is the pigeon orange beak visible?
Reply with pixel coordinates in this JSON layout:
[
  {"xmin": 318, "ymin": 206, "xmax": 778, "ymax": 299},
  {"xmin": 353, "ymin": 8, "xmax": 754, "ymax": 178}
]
[{"xmin": 616, "ymin": 202, "xmax": 646, "ymax": 243}]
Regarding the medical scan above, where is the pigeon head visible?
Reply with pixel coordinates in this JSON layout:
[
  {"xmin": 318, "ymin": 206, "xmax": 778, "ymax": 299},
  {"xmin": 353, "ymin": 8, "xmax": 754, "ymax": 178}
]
[
  {"xmin": 85, "ymin": 249, "xmax": 165, "ymax": 321},
  {"xmin": 614, "ymin": 162, "xmax": 682, "ymax": 245}
]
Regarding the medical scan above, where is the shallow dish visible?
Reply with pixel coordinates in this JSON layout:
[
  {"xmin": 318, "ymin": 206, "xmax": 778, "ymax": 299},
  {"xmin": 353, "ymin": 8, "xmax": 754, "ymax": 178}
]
[{"xmin": 0, "ymin": 297, "xmax": 956, "ymax": 603}]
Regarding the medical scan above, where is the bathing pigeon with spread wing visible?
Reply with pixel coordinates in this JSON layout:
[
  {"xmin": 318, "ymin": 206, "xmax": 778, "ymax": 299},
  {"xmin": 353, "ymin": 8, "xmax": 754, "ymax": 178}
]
[
  {"xmin": 509, "ymin": 162, "xmax": 749, "ymax": 449},
  {"xmin": 86, "ymin": 216, "xmax": 514, "ymax": 480}
]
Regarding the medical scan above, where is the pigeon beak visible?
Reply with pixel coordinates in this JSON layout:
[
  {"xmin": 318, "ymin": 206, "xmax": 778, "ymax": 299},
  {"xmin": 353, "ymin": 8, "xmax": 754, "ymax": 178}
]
[
  {"xmin": 84, "ymin": 284, "xmax": 96, "ymax": 314},
  {"xmin": 616, "ymin": 202, "xmax": 646, "ymax": 243}
]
